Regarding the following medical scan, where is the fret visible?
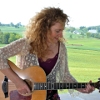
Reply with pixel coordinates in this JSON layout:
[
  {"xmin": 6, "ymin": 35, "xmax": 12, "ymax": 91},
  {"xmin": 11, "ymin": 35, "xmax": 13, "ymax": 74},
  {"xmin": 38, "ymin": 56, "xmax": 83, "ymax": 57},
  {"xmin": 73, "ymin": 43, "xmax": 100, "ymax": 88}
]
[
  {"xmin": 37, "ymin": 83, "xmax": 39, "ymax": 90},
  {"xmin": 49, "ymin": 82, "xmax": 51, "ymax": 90},
  {"xmin": 72, "ymin": 83, "xmax": 74, "ymax": 89},
  {"xmin": 48, "ymin": 82, "xmax": 52, "ymax": 90},
  {"xmin": 40, "ymin": 83, "xmax": 42, "ymax": 89},
  {"xmin": 63, "ymin": 83, "xmax": 66, "ymax": 89},
  {"xmin": 65, "ymin": 83, "xmax": 67, "ymax": 89},
  {"xmin": 81, "ymin": 83, "xmax": 85, "ymax": 88},
  {"xmin": 44, "ymin": 83, "xmax": 47, "ymax": 90},
  {"xmin": 70, "ymin": 83, "xmax": 72, "ymax": 89},
  {"xmin": 73, "ymin": 83, "xmax": 77, "ymax": 88},
  {"xmin": 41, "ymin": 83, "xmax": 44, "ymax": 90},
  {"xmin": 41, "ymin": 83, "xmax": 44, "ymax": 89},
  {"xmin": 66, "ymin": 83, "xmax": 69, "ymax": 89},
  {"xmin": 69, "ymin": 83, "xmax": 70, "ymax": 89},
  {"xmin": 55, "ymin": 83, "xmax": 59, "ymax": 89},
  {"xmin": 60, "ymin": 83, "xmax": 63, "ymax": 89},
  {"xmin": 34, "ymin": 83, "xmax": 36, "ymax": 90},
  {"xmin": 47, "ymin": 82, "xmax": 49, "ymax": 90},
  {"xmin": 34, "ymin": 83, "xmax": 38, "ymax": 90},
  {"xmin": 80, "ymin": 83, "xmax": 82, "ymax": 88},
  {"xmin": 54, "ymin": 83, "xmax": 56, "ymax": 89},
  {"xmin": 71, "ymin": 83, "xmax": 73, "ymax": 89},
  {"xmin": 42, "ymin": 83, "xmax": 44, "ymax": 89},
  {"xmin": 67, "ymin": 83, "xmax": 70, "ymax": 89},
  {"xmin": 51, "ymin": 83, "xmax": 54, "ymax": 89},
  {"xmin": 59, "ymin": 83, "xmax": 60, "ymax": 89}
]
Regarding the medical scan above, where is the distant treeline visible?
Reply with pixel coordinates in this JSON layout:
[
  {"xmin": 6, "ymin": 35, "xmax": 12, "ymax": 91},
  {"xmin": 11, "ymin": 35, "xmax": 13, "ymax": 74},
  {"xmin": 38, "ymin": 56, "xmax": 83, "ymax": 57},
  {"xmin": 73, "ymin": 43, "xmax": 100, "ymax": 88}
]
[
  {"xmin": 0, "ymin": 22, "xmax": 24, "ymax": 44},
  {"xmin": 0, "ymin": 22, "xmax": 24, "ymax": 28},
  {"xmin": 65, "ymin": 25, "xmax": 100, "ymax": 39},
  {"xmin": 0, "ymin": 32, "xmax": 22, "ymax": 44}
]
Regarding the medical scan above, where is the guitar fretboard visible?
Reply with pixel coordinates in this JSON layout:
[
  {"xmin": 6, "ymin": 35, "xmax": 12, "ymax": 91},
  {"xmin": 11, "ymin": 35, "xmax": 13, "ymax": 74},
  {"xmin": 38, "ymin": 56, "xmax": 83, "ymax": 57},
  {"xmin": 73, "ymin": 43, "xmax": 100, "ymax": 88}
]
[{"xmin": 33, "ymin": 83, "xmax": 95, "ymax": 90}]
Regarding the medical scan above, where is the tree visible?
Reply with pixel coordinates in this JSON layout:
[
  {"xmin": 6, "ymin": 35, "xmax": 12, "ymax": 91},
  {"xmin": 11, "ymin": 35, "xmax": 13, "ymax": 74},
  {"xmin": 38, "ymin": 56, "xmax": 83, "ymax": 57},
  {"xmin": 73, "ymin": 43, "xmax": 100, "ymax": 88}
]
[
  {"xmin": 80, "ymin": 26, "xmax": 86, "ymax": 30},
  {"xmin": 10, "ymin": 22, "xmax": 15, "ymax": 27},
  {"xmin": 0, "ymin": 30, "xmax": 3, "ymax": 43},
  {"xmin": 86, "ymin": 32, "xmax": 91, "ymax": 38},
  {"xmin": 67, "ymin": 27, "xmax": 75, "ymax": 33},
  {"xmin": 0, "ymin": 22, "xmax": 2, "ymax": 26},
  {"xmin": 2, "ymin": 33, "xmax": 10, "ymax": 44}
]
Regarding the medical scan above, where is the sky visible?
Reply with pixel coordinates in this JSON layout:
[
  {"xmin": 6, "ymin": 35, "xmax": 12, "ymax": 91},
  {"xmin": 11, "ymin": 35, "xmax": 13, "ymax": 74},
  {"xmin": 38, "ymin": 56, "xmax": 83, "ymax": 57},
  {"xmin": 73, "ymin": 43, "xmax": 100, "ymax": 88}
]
[{"xmin": 0, "ymin": 0, "xmax": 100, "ymax": 27}]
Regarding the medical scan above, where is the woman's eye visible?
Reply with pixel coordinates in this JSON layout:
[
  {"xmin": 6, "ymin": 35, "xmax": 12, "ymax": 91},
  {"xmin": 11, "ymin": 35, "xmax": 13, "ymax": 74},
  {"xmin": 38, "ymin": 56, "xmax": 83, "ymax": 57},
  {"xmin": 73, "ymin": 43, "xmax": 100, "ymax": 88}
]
[{"xmin": 56, "ymin": 31, "xmax": 60, "ymax": 33}]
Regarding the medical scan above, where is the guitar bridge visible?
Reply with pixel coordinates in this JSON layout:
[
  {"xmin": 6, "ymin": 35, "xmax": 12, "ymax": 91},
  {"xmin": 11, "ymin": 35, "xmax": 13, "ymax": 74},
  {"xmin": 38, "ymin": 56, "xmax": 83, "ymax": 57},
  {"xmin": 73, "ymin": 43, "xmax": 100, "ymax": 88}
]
[{"xmin": 2, "ymin": 76, "xmax": 8, "ymax": 98}]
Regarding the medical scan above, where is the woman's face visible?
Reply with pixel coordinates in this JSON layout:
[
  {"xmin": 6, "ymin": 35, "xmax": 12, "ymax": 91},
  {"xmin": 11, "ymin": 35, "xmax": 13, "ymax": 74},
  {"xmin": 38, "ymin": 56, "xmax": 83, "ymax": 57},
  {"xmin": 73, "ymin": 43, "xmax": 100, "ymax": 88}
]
[{"xmin": 47, "ymin": 22, "xmax": 65, "ymax": 44}]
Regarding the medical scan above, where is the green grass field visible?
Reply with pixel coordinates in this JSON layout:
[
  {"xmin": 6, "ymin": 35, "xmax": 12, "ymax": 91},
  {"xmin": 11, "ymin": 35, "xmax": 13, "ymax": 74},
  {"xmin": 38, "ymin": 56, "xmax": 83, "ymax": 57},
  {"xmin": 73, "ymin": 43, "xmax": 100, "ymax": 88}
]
[
  {"xmin": 0, "ymin": 44, "xmax": 7, "ymax": 47},
  {"xmin": 0, "ymin": 26, "xmax": 25, "ymax": 33},
  {"xmin": 68, "ymin": 48, "xmax": 100, "ymax": 81},
  {"xmin": 66, "ymin": 38, "xmax": 100, "ymax": 82}
]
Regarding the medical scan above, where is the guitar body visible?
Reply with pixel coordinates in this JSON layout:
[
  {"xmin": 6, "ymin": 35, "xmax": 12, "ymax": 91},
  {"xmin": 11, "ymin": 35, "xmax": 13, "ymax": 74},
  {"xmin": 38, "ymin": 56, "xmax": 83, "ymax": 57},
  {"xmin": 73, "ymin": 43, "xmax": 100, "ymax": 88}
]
[{"xmin": 4, "ymin": 60, "xmax": 47, "ymax": 100}]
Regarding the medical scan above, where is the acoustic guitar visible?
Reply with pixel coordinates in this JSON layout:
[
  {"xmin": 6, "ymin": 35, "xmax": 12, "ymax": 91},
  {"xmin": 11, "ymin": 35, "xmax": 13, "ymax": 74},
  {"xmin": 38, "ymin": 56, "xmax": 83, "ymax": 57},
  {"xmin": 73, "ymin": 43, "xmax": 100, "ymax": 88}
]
[{"xmin": 1, "ymin": 60, "xmax": 100, "ymax": 100}]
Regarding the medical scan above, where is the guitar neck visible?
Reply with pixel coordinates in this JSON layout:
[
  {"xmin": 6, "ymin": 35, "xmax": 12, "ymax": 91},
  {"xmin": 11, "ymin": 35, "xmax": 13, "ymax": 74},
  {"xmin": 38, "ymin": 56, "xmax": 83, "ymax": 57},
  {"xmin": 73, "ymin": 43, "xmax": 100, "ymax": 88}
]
[{"xmin": 33, "ymin": 82, "xmax": 95, "ymax": 90}]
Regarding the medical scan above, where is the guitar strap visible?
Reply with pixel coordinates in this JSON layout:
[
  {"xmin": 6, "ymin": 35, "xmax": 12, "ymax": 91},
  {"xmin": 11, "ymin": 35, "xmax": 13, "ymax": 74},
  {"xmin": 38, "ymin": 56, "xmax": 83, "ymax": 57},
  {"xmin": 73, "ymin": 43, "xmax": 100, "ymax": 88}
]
[{"xmin": 2, "ymin": 76, "xmax": 8, "ymax": 98}]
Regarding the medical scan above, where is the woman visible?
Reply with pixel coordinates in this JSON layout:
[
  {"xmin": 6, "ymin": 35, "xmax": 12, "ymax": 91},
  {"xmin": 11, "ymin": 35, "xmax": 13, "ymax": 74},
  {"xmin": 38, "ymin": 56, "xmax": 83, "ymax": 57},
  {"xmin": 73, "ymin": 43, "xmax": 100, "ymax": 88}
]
[{"xmin": 0, "ymin": 7, "xmax": 94, "ymax": 100}]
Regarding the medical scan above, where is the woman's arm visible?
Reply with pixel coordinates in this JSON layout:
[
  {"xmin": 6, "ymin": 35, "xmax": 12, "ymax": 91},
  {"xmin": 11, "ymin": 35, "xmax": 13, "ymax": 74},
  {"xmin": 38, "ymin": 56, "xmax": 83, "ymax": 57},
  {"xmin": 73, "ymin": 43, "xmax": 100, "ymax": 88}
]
[
  {"xmin": 0, "ymin": 38, "xmax": 31, "ymax": 94},
  {"xmin": 63, "ymin": 45, "xmax": 95, "ymax": 93},
  {"xmin": 1, "ymin": 68, "xmax": 31, "ymax": 94}
]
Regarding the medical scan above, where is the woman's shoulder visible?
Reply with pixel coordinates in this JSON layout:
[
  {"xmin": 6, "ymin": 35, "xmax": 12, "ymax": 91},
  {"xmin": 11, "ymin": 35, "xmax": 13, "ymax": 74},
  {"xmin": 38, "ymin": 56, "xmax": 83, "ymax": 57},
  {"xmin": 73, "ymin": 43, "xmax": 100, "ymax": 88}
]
[
  {"xmin": 59, "ymin": 42, "xmax": 67, "ymax": 54},
  {"xmin": 9, "ymin": 37, "xmax": 31, "ymax": 51},
  {"xmin": 60, "ymin": 42, "xmax": 66, "ymax": 48},
  {"xmin": 14, "ymin": 37, "xmax": 27, "ymax": 43},
  {"xmin": 12, "ymin": 38, "xmax": 29, "ymax": 46},
  {"xmin": 18, "ymin": 37, "xmax": 31, "ymax": 48}
]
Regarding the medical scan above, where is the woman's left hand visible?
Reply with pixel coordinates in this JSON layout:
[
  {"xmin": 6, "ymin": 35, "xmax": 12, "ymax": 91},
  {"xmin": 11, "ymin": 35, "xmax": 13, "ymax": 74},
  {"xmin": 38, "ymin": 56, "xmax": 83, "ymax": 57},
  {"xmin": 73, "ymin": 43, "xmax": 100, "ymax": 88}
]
[{"xmin": 77, "ymin": 80, "xmax": 95, "ymax": 93}]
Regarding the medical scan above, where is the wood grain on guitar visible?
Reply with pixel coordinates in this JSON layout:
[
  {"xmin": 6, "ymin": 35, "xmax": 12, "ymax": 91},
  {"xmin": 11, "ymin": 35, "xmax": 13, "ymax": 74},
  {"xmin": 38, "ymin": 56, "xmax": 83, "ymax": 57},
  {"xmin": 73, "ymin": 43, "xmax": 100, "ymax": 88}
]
[{"xmin": 0, "ymin": 60, "xmax": 100, "ymax": 100}]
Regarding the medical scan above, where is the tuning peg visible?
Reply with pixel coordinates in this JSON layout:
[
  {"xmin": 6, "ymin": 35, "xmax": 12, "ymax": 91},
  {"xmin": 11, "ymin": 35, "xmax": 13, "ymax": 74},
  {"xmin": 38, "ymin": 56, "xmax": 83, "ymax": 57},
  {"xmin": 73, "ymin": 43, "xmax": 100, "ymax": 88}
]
[
  {"xmin": 98, "ymin": 78, "xmax": 100, "ymax": 93},
  {"xmin": 98, "ymin": 78, "xmax": 100, "ymax": 81}
]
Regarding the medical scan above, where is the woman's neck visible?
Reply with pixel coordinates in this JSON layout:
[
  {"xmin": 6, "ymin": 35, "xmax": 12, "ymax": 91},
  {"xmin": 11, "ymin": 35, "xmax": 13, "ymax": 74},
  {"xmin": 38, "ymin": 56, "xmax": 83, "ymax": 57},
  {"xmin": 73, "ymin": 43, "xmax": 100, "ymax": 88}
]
[{"xmin": 47, "ymin": 42, "xmax": 59, "ymax": 50}]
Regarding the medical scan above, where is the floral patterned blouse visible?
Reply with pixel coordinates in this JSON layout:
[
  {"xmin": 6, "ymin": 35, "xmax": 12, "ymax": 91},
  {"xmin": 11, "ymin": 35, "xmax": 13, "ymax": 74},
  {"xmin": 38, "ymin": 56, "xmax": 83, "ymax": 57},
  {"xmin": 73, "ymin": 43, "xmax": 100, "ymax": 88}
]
[{"xmin": 0, "ymin": 38, "xmax": 77, "ymax": 100}]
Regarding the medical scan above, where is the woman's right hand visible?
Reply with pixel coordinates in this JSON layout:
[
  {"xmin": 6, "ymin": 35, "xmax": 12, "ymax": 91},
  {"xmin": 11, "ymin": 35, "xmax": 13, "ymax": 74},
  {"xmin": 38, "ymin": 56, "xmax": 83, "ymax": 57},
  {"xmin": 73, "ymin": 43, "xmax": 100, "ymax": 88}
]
[{"xmin": 14, "ymin": 78, "xmax": 31, "ymax": 95}]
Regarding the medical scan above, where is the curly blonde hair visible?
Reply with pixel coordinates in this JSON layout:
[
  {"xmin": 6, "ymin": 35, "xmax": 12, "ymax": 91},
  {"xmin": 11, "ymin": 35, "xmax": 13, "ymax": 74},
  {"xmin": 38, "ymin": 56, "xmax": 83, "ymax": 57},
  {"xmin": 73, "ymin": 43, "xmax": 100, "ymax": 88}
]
[{"xmin": 25, "ymin": 7, "xmax": 69, "ymax": 59}]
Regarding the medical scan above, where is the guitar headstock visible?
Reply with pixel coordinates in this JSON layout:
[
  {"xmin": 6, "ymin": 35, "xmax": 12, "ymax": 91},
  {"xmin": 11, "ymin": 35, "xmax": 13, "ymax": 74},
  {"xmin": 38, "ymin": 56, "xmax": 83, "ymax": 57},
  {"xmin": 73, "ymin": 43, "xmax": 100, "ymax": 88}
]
[{"xmin": 94, "ymin": 78, "xmax": 100, "ymax": 92}]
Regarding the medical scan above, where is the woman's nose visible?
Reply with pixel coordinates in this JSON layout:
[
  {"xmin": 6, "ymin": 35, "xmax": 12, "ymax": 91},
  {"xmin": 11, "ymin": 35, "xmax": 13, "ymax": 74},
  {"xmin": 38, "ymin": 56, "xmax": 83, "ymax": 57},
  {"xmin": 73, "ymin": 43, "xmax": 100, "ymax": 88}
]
[{"xmin": 58, "ymin": 32, "xmax": 63, "ymax": 38}]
